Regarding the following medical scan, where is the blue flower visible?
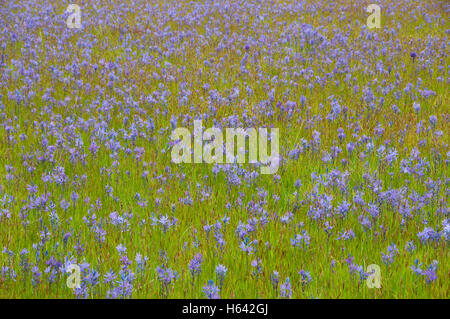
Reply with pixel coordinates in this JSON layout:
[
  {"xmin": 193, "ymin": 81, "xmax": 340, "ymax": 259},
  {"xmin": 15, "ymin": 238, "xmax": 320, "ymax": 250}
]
[
  {"xmin": 203, "ymin": 280, "xmax": 220, "ymax": 299},
  {"xmin": 188, "ymin": 253, "xmax": 203, "ymax": 277},
  {"xmin": 280, "ymin": 277, "xmax": 292, "ymax": 298},
  {"xmin": 116, "ymin": 244, "xmax": 127, "ymax": 255}
]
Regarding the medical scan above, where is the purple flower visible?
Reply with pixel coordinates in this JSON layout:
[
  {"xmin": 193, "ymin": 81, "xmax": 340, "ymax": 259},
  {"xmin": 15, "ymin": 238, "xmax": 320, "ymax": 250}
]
[
  {"xmin": 424, "ymin": 269, "xmax": 437, "ymax": 284},
  {"xmin": 429, "ymin": 115, "xmax": 437, "ymax": 127},
  {"xmin": 271, "ymin": 271, "xmax": 280, "ymax": 291},
  {"xmin": 441, "ymin": 219, "xmax": 450, "ymax": 241},
  {"xmin": 188, "ymin": 253, "xmax": 203, "ymax": 277},
  {"xmin": 417, "ymin": 227, "xmax": 440, "ymax": 243},
  {"xmin": 412, "ymin": 260, "xmax": 438, "ymax": 284},
  {"xmin": 116, "ymin": 244, "xmax": 127, "ymax": 255},
  {"xmin": 300, "ymin": 95, "xmax": 306, "ymax": 106},
  {"xmin": 410, "ymin": 260, "xmax": 423, "ymax": 276},
  {"xmin": 135, "ymin": 253, "xmax": 149, "ymax": 273},
  {"xmin": 405, "ymin": 240, "xmax": 416, "ymax": 253},
  {"xmin": 298, "ymin": 270, "xmax": 312, "ymax": 287},
  {"xmin": 291, "ymin": 229, "xmax": 311, "ymax": 249},
  {"xmin": 251, "ymin": 258, "xmax": 263, "ymax": 278},
  {"xmin": 215, "ymin": 264, "xmax": 228, "ymax": 287},
  {"xmin": 156, "ymin": 265, "xmax": 178, "ymax": 285},
  {"xmin": 85, "ymin": 268, "xmax": 100, "ymax": 287},
  {"xmin": 104, "ymin": 270, "xmax": 116, "ymax": 284},
  {"xmin": 60, "ymin": 199, "xmax": 70, "ymax": 211},
  {"xmin": 63, "ymin": 232, "xmax": 72, "ymax": 246},
  {"xmin": 203, "ymin": 280, "xmax": 220, "ymax": 299},
  {"xmin": 113, "ymin": 278, "xmax": 133, "ymax": 298},
  {"xmin": 381, "ymin": 243, "xmax": 398, "ymax": 265},
  {"xmin": 31, "ymin": 266, "xmax": 41, "ymax": 285},
  {"xmin": 280, "ymin": 277, "xmax": 292, "ymax": 298}
]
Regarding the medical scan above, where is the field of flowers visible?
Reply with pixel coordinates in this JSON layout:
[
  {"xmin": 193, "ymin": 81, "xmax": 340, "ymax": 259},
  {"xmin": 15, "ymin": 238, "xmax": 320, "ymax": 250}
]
[{"xmin": 0, "ymin": 0, "xmax": 448, "ymax": 299}]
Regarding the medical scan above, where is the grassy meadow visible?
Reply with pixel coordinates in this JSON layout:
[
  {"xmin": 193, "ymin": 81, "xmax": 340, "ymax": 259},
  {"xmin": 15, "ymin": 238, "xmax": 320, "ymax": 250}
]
[{"xmin": 0, "ymin": 0, "xmax": 448, "ymax": 298}]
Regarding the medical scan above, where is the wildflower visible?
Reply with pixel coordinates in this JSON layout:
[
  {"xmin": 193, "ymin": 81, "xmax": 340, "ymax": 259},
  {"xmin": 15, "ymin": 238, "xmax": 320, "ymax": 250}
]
[
  {"xmin": 280, "ymin": 277, "xmax": 292, "ymax": 298},
  {"xmin": 156, "ymin": 265, "xmax": 177, "ymax": 285},
  {"xmin": 337, "ymin": 229, "xmax": 355, "ymax": 241},
  {"xmin": 63, "ymin": 232, "xmax": 72, "ymax": 246},
  {"xmin": 428, "ymin": 115, "xmax": 437, "ymax": 127},
  {"xmin": 381, "ymin": 243, "xmax": 398, "ymax": 265},
  {"xmin": 270, "ymin": 271, "xmax": 280, "ymax": 292},
  {"xmin": 203, "ymin": 280, "xmax": 220, "ymax": 299},
  {"xmin": 156, "ymin": 265, "xmax": 178, "ymax": 297},
  {"xmin": 188, "ymin": 253, "xmax": 203, "ymax": 277},
  {"xmin": 424, "ymin": 269, "xmax": 437, "ymax": 284},
  {"xmin": 239, "ymin": 238, "xmax": 255, "ymax": 255},
  {"xmin": 345, "ymin": 255, "xmax": 369, "ymax": 282},
  {"xmin": 116, "ymin": 244, "xmax": 127, "ymax": 255},
  {"xmin": 251, "ymin": 258, "xmax": 263, "ymax": 278},
  {"xmin": 113, "ymin": 276, "xmax": 133, "ymax": 299},
  {"xmin": 135, "ymin": 253, "xmax": 149, "ymax": 273},
  {"xmin": 405, "ymin": 240, "xmax": 416, "ymax": 253},
  {"xmin": 298, "ymin": 270, "xmax": 312, "ymax": 287},
  {"xmin": 417, "ymin": 227, "xmax": 440, "ymax": 243},
  {"xmin": 19, "ymin": 249, "xmax": 30, "ymax": 273},
  {"xmin": 85, "ymin": 268, "xmax": 100, "ymax": 287},
  {"xmin": 410, "ymin": 259, "xmax": 423, "ymax": 276},
  {"xmin": 291, "ymin": 229, "xmax": 311, "ymax": 249},
  {"xmin": 31, "ymin": 266, "xmax": 41, "ymax": 285},
  {"xmin": 215, "ymin": 264, "xmax": 228, "ymax": 288},
  {"xmin": 300, "ymin": 95, "xmax": 306, "ymax": 107},
  {"xmin": 104, "ymin": 270, "xmax": 116, "ymax": 285},
  {"xmin": 441, "ymin": 219, "xmax": 449, "ymax": 241},
  {"xmin": 411, "ymin": 260, "xmax": 438, "ymax": 284}
]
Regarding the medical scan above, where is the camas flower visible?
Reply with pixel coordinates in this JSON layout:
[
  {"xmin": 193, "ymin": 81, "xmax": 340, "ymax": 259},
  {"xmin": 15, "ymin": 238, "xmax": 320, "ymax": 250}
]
[
  {"xmin": 298, "ymin": 270, "xmax": 312, "ymax": 287},
  {"xmin": 280, "ymin": 277, "xmax": 292, "ymax": 298},
  {"xmin": 188, "ymin": 253, "xmax": 203, "ymax": 277},
  {"xmin": 156, "ymin": 265, "xmax": 178, "ymax": 285},
  {"xmin": 203, "ymin": 280, "xmax": 220, "ymax": 299},
  {"xmin": 417, "ymin": 227, "xmax": 440, "ymax": 243},
  {"xmin": 291, "ymin": 229, "xmax": 311, "ymax": 249}
]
